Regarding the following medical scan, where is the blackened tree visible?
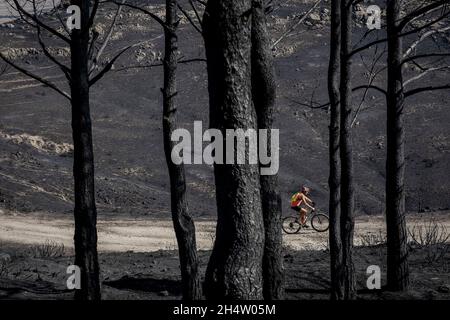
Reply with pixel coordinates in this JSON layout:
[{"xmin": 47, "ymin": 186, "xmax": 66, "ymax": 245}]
[
  {"xmin": 385, "ymin": 0, "xmax": 450, "ymax": 291},
  {"xmin": 251, "ymin": 0, "xmax": 283, "ymax": 300},
  {"xmin": 106, "ymin": 0, "xmax": 204, "ymax": 300},
  {"xmin": 339, "ymin": 0, "xmax": 356, "ymax": 300},
  {"xmin": 327, "ymin": 0, "xmax": 344, "ymax": 301},
  {"xmin": 161, "ymin": 0, "xmax": 202, "ymax": 300},
  {"xmin": 1, "ymin": 0, "xmax": 137, "ymax": 299},
  {"xmin": 202, "ymin": 0, "xmax": 265, "ymax": 299}
]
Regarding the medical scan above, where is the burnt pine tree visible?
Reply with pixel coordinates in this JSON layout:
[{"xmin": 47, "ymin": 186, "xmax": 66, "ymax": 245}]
[
  {"xmin": 385, "ymin": 0, "xmax": 409, "ymax": 291},
  {"xmin": 251, "ymin": 0, "xmax": 283, "ymax": 300},
  {"xmin": 161, "ymin": 0, "xmax": 202, "ymax": 300},
  {"xmin": 327, "ymin": 0, "xmax": 344, "ymax": 300},
  {"xmin": 339, "ymin": 0, "xmax": 356, "ymax": 299},
  {"xmin": 202, "ymin": 0, "xmax": 265, "ymax": 299},
  {"xmin": 106, "ymin": 0, "xmax": 204, "ymax": 300},
  {"xmin": 347, "ymin": 0, "xmax": 450, "ymax": 292},
  {"xmin": 384, "ymin": 0, "xmax": 450, "ymax": 291},
  {"xmin": 356, "ymin": 0, "xmax": 450, "ymax": 292},
  {"xmin": 1, "ymin": 0, "xmax": 137, "ymax": 299},
  {"xmin": 69, "ymin": 0, "xmax": 101, "ymax": 300}
]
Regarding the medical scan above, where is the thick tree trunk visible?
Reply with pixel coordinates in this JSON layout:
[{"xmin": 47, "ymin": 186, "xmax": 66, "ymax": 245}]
[
  {"xmin": 162, "ymin": 0, "xmax": 202, "ymax": 300},
  {"xmin": 251, "ymin": 0, "xmax": 283, "ymax": 300},
  {"xmin": 386, "ymin": 0, "xmax": 409, "ymax": 291},
  {"xmin": 327, "ymin": 0, "xmax": 344, "ymax": 301},
  {"xmin": 203, "ymin": 0, "xmax": 265, "ymax": 300},
  {"xmin": 339, "ymin": 0, "xmax": 356, "ymax": 300},
  {"xmin": 70, "ymin": 0, "xmax": 100, "ymax": 300}
]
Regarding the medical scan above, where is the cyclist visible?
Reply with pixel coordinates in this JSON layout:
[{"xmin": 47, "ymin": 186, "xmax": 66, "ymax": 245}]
[{"xmin": 291, "ymin": 186, "xmax": 315, "ymax": 227}]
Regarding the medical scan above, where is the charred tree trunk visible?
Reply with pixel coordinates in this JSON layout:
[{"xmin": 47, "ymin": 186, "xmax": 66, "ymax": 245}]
[
  {"xmin": 251, "ymin": 0, "xmax": 283, "ymax": 300},
  {"xmin": 162, "ymin": 0, "xmax": 202, "ymax": 300},
  {"xmin": 327, "ymin": 0, "xmax": 344, "ymax": 301},
  {"xmin": 203, "ymin": 0, "xmax": 265, "ymax": 299},
  {"xmin": 339, "ymin": 0, "xmax": 356, "ymax": 300},
  {"xmin": 386, "ymin": 0, "xmax": 409, "ymax": 291},
  {"xmin": 70, "ymin": 0, "xmax": 100, "ymax": 300}
]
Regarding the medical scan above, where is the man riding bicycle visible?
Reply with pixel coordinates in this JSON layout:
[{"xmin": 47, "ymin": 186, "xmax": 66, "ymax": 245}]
[{"xmin": 291, "ymin": 186, "xmax": 315, "ymax": 227}]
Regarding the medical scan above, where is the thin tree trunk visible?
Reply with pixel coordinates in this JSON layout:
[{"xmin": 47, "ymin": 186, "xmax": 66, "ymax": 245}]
[
  {"xmin": 162, "ymin": 0, "xmax": 202, "ymax": 300},
  {"xmin": 203, "ymin": 0, "xmax": 265, "ymax": 299},
  {"xmin": 386, "ymin": 0, "xmax": 409, "ymax": 291},
  {"xmin": 70, "ymin": 0, "xmax": 100, "ymax": 300},
  {"xmin": 339, "ymin": 0, "xmax": 356, "ymax": 300},
  {"xmin": 251, "ymin": 0, "xmax": 283, "ymax": 300},
  {"xmin": 327, "ymin": 0, "xmax": 344, "ymax": 301}
]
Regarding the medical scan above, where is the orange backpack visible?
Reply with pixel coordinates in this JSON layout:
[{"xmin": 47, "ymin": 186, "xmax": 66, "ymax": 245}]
[{"xmin": 291, "ymin": 192, "xmax": 303, "ymax": 207}]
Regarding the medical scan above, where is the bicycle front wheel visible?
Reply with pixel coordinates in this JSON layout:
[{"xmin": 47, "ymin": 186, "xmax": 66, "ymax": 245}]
[
  {"xmin": 282, "ymin": 216, "xmax": 301, "ymax": 234},
  {"xmin": 311, "ymin": 213, "xmax": 329, "ymax": 232}
]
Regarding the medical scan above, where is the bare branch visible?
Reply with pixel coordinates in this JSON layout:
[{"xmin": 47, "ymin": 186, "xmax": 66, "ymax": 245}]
[
  {"xmin": 85, "ymin": 0, "xmax": 100, "ymax": 32},
  {"xmin": 32, "ymin": 1, "xmax": 71, "ymax": 82},
  {"xmin": 352, "ymin": 85, "xmax": 387, "ymax": 96},
  {"xmin": 402, "ymin": 52, "xmax": 450, "ymax": 66},
  {"xmin": 36, "ymin": 28, "xmax": 71, "ymax": 81},
  {"xmin": 0, "ymin": 63, "xmax": 8, "ymax": 77},
  {"xmin": 352, "ymin": 46, "xmax": 386, "ymax": 127},
  {"xmin": 10, "ymin": 0, "xmax": 70, "ymax": 43},
  {"xmin": 271, "ymin": 0, "xmax": 321, "ymax": 49},
  {"xmin": 177, "ymin": 3, "xmax": 202, "ymax": 34},
  {"xmin": 189, "ymin": 0, "xmax": 203, "ymax": 25},
  {"xmin": 405, "ymin": 84, "xmax": 450, "ymax": 97},
  {"xmin": 89, "ymin": 0, "xmax": 125, "ymax": 74},
  {"xmin": 286, "ymin": 96, "xmax": 330, "ymax": 109},
  {"xmin": 104, "ymin": 0, "xmax": 166, "ymax": 29},
  {"xmin": 403, "ymin": 26, "xmax": 450, "ymax": 57},
  {"xmin": 51, "ymin": 0, "xmax": 71, "ymax": 37},
  {"xmin": 398, "ymin": 1, "xmax": 449, "ymax": 32},
  {"xmin": 0, "ymin": 51, "xmax": 71, "ymax": 100},
  {"xmin": 350, "ymin": 9, "xmax": 450, "ymax": 57},
  {"xmin": 288, "ymin": 83, "xmax": 387, "ymax": 113},
  {"xmin": 404, "ymin": 66, "xmax": 450, "ymax": 86},
  {"xmin": 195, "ymin": 0, "xmax": 206, "ymax": 6},
  {"xmin": 89, "ymin": 41, "xmax": 150, "ymax": 86}
]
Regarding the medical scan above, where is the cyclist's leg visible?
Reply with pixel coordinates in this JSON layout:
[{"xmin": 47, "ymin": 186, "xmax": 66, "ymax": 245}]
[
  {"xmin": 300, "ymin": 208, "xmax": 308, "ymax": 225},
  {"xmin": 291, "ymin": 206, "xmax": 300, "ymax": 218}
]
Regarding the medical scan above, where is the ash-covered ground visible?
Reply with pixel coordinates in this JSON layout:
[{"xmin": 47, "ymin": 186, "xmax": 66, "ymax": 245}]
[
  {"xmin": 0, "ymin": 0, "xmax": 449, "ymax": 300},
  {"xmin": 0, "ymin": 0, "xmax": 449, "ymax": 218}
]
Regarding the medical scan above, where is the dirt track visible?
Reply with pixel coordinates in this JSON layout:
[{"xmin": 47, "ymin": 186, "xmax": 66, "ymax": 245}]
[{"xmin": 1, "ymin": 211, "xmax": 449, "ymax": 252}]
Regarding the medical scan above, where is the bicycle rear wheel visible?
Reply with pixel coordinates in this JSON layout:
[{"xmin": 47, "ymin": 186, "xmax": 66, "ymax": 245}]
[
  {"xmin": 311, "ymin": 213, "xmax": 329, "ymax": 232},
  {"xmin": 282, "ymin": 216, "xmax": 301, "ymax": 234}
]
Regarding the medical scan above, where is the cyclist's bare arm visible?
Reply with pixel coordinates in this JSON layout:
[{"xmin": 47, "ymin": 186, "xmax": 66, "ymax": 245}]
[{"xmin": 301, "ymin": 195, "xmax": 315, "ymax": 210}]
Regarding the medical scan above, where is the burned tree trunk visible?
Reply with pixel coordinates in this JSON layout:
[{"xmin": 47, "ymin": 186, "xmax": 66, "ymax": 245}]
[
  {"xmin": 203, "ymin": 0, "xmax": 265, "ymax": 299},
  {"xmin": 339, "ymin": 0, "xmax": 355, "ymax": 300},
  {"xmin": 71, "ymin": 0, "xmax": 100, "ymax": 300},
  {"xmin": 327, "ymin": 0, "xmax": 344, "ymax": 301},
  {"xmin": 251, "ymin": 0, "xmax": 283, "ymax": 300},
  {"xmin": 162, "ymin": 0, "xmax": 202, "ymax": 300},
  {"xmin": 385, "ymin": 0, "xmax": 409, "ymax": 291}
]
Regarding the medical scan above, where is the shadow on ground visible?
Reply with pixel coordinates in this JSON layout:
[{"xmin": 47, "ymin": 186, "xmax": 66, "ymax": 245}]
[
  {"xmin": 104, "ymin": 276, "xmax": 181, "ymax": 295},
  {"xmin": 0, "ymin": 241, "xmax": 449, "ymax": 300}
]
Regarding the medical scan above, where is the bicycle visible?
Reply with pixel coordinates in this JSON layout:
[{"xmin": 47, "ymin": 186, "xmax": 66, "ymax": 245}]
[{"xmin": 282, "ymin": 210, "xmax": 330, "ymax": 234}]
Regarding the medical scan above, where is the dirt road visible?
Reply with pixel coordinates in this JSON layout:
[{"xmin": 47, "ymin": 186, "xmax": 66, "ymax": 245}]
[{"xmin": 1, "ymin": 211, "xmax": 449, "ymax": 252}]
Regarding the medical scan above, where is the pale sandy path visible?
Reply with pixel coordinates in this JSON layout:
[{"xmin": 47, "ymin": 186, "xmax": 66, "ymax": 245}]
[{"xmin": 0, "ymin": 211, "xmax": 449, "ymax": 252}]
